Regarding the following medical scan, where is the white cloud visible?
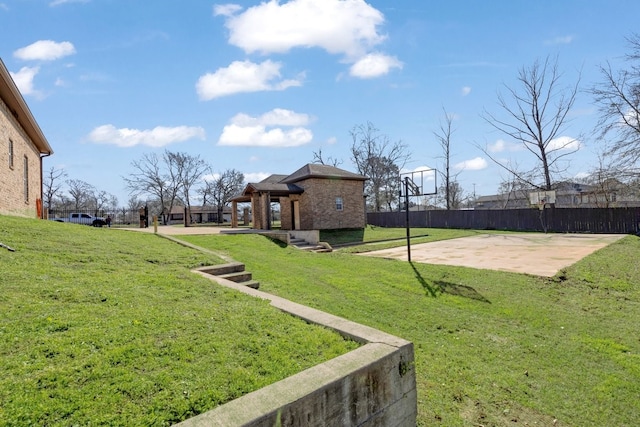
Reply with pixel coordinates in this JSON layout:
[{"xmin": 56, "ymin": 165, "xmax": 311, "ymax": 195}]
[
  {"xmin": 622, "ymin": 108, "xmax": 640, "ymax": 128},
  {"xmin": 461, "ymin": 86, "xmax": 471, "ymax": 96},
  {"xmin": 231, "ymin": 108, "xmax": 312, "ymax": 127},
  {"xmin": 488, "ymin": 139, "xmax": 523, "ymax": 153},
  {"xmin": 196, "ymin": 60, "xmax": 303, "ymax": 100},
  {"xmin": 50, "ymin": 0, "xmax": 89, "ymax": 6},
  {"xmin": 14, "ymin": 40, "xmax": 76, "ymax": 61},
  {"xmin": 548, "ymin": 136, "xmax": 581, "ymax": 151},
  {"xmin": 545, "ymin": 35, "xmax": 574, "ymax": 45},
  {"xmin": 87, "ymin": 124, "xmax": 206, "ymax": 148},
  {"xmin": 326, "ymin": 136, "xmax": 337, "ymax": 145},
  {"xmin": 574, "ymin": 171, "xmax": 590, "ymax": 180},
  {"xmin": 219, "ymin": 0, "xmax": 386, "ymax": 58},
  {"xmin": 213, "ymin": 3, "xmax": 242, "ymax": 17},
  {"xmin": 218, "ymin": 108, "xmax": 313, "ymax": 148},
  {"xmin": 202, "ymin": 173, "xmax": 219, "ymax": 182},
  {"xmin": 9, "ymin": 66, "xmax": 40, "ymax": 96},
  {"xmin": 349, "ymin": 53, "xmax": 403, "ymax": 79},
  {"xmin": 455, "ymin": 157, "xmax": 488, "ymax": 171},
  {"xmin": 218, "ymin": 125, "xmax": 312, "ymax": 148},
  {"xmin": 244, "ymin": 172, "xmax": 271, "ymax": 183}
]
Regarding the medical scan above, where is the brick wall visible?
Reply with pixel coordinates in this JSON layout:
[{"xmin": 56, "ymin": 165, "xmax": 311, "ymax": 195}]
[
  {"xmin": 0, "ymin": 97, "xmax": 42, "ymax": 217},
  {"xmin": 297, "ymin": 178, "xmax": 366, "ymax": 230}
]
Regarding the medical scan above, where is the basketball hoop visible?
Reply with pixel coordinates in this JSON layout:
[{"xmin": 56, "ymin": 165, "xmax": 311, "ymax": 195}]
[{"xmin": 538, "ymin": 200, "xmax": 546, "ymax": 210}]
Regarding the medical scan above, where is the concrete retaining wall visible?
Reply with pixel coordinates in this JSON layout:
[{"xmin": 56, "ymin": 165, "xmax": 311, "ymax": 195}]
[
  {"xmin": 288, "ymin": 230, "xmax": 320, "ymax": 245},
  {"xmin": 177, "ymin": 270, "xmax": 417, "ymax": 427}
]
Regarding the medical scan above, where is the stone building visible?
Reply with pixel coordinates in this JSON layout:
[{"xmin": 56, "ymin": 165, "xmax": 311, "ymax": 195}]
[
  {"xmin": 0, "ymin": 59, "xmax": 53, "ymax": 218},
  {"xmin": 231, "ymin": 164, "xmax": 367, "ymax": 230}
]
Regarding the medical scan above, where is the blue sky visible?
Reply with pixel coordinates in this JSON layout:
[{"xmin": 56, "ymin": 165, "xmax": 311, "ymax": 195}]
[{"xmin": 2, "ymin": 0, "xmax": 639, "ymax": 206}]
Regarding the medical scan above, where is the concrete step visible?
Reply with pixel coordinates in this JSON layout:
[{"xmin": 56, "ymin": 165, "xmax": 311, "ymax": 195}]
[
  {"xmin": 242, "ymin": 280, "xmax": 260, "ymax": 289},
  {"xmin": 219, "ymin": 271, "xmax": 253, "ymax": 283},
  {"xmin": 198, "ymin": 262, "xmax": 259, "ymax": 289},
  {"xmin": 199, "ymin": 262, "xmax": 245, "ymax": 276}
]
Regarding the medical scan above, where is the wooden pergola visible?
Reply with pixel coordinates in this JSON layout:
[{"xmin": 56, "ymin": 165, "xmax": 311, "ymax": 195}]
[{"xmin": 230, "ymin": 175, "xmax": 303, "ymax": 229}]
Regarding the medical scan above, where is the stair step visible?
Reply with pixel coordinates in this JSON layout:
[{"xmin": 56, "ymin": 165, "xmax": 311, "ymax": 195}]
[
  {"xmin": 199, "ymin": 262, "xmax": 245, "ymax": 276},
  {"xmin": 295, "ymin": 244, "xmax": 317, "ymax": 250},
  {"xmin": 219, "ymin": 271, "xmax": 253, "ymax": 283},
  {"xmin": 241, "ymin": 280, "xmax": 260, "ymax": 289}
]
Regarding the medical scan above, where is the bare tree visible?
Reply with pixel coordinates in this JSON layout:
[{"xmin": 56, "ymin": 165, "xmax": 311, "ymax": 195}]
[
  {"xmin": 434, "ymin": 108, "xmax": 461, "ymax": 210},
  {"xmin": 43, "ymin": 166, "xmax": 67, "ymax": 210},
  {"xmin": 481, "ymin": 55, "xmax": 581, "ymax": 190},
  {"xmin": 591, "ymin": 33, "xmax": 640, "ymax": 170},
  {"xmin": 123, "ymin": 151, "xmax": 180, "ymax": 224},
  {"xmin": 497, "ymin": 173, "xmax": 532, "ymax": 209},
  {"xmin": 166, "ymin": 151, "xmax": 210, "ymax": 224},
  {"xmin": 200, "ymin": 169, "xmax": 245, "ymax": 223},
  {"xmin": 89, "ymin": 189, "xmax": 117, "ymax": 215},
  {"xmin": 437, "ymin": 180, "xmax": 465, "ymax": 210},
  {"xmin": 350, "ymin": 122, "xmax": 410, "ymax": 212},
  {"xmin": 66, "ymin": 179, "xmax": 95, "ymax": 211},
  {"xmin": 312, "ymin": 148, "xmax": 343, "ymax": 167}
]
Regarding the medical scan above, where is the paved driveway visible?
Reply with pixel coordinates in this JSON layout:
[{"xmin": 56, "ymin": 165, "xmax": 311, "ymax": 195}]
[{"xmin": 358, "ymin": 233, "xmax": 625, "ymax": 277}]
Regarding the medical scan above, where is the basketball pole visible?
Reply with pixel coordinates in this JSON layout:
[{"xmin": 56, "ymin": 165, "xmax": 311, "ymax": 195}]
[{"xmin": 404, "ymin": 177, "xmax": 412, "ymax": 262}]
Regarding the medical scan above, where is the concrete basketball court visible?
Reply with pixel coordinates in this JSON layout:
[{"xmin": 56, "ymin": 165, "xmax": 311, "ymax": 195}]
[{"xmin": 359, "ymin": 233, "xmax": 625, "ymax": 277}]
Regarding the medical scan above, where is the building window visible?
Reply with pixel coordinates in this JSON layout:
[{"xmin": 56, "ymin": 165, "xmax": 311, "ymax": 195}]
[
  {"xmin": 335, "ymin": 197, "xmax": 343, "ymax": 211},
  {"xmin": 9, "ymin": 139, "xmax": 14, "ymax": 169},
  {"xmin": 23, "ymin": 156, "xmax": 29, "ymax": 202}
]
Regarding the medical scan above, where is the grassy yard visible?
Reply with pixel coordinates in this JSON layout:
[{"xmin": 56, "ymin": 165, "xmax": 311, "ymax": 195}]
[
  {"xmin": 182, "ymin": 230, "xmax": 640, "ymax": 426},
  {"xmin": 0, "ymin": 216, "xmax": 358, "ymax": 426}
]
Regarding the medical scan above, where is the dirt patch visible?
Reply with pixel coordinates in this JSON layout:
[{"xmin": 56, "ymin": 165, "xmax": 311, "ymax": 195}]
[
  {"xmin": 460, "ymin": 397, "xmax": 561, "ymax": 426},
  {"xmin": 359, "ymin": 233, "xmax": 625, "ymax": 277}
]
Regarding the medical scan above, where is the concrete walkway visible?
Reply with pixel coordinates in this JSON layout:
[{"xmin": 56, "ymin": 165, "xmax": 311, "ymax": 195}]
[
  {"xmin": 117, "ymin": 225, "xmax": 259, "ymax": 235},
  {"xmin": 359, "ymin": 233, "xmax": 625, "ymax": 277}
]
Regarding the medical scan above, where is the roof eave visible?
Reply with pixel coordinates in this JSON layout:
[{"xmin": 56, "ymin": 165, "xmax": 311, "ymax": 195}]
[{"xmin": 0, "ymin": 59, "xmax": 53, "ymax": 155}]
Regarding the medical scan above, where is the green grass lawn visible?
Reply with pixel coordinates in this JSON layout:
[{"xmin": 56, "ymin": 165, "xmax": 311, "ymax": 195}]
[
  {"xmin": 182, "ymin": 230, "xmax": 640, "ymax": 426},
  {"xmin": 0, "ymin": 216, "xmax": 358, "ymax": 426}
]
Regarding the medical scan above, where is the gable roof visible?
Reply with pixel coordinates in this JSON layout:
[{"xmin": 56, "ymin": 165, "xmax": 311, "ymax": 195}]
[
  {"xmin": 282, "ymin": 163, "xmax": 367, "ymax": 183},
  {"xmin": 230, "ymin": 165, "xmax": 366, "ymax": 203},
  {"xmin": 0, "ymin": 58, "xmax": 53, "ymax": 155}
]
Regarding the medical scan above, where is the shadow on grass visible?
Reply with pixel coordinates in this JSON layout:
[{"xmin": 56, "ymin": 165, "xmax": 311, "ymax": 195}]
[
  {"xmin": 410, "ymin": 262, "xmax": 491, "ymax": 303},
  {"xmin": 265, "ymin": 236, "xmax": 288, "ymax": 248},
  {"xmin": 320, "ymin": 228, "xmax": 365, "ymax": 246}
]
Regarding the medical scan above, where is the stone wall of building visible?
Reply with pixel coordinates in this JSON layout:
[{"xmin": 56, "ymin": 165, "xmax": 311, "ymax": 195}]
[{"xmin": 0, "ymin": 97, "xmax": 42, "ymax": 217}]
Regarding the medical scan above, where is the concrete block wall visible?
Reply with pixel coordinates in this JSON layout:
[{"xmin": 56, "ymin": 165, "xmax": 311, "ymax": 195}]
[
  {"xmin": 180, "ymin": 271, "xmax": 418, "ymax": 427},
  {"xmin": 0, "ymin": 97, "xmax": 41, "ymax": 217}
]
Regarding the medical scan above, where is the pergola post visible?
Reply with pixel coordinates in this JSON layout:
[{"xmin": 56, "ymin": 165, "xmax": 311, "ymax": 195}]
[{"xmin": 231, "ymin": 201, "xmax": 238, "ymax": 228}]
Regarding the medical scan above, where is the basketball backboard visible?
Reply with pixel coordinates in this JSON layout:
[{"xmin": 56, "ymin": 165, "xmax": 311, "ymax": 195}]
[
  {"xmin": 529, "ymin": 190, "xmax": 556, "ymax": 206},
  {"xmin": 399, "ymin": 169, "xmax": 437, "ymax": 196}
]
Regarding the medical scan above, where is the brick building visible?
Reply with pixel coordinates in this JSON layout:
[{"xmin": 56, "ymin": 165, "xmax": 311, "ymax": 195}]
[
  {"xmin": 0, "ymin": 59, "xmax": 53, "ymax": 218},
  {"xmin": 231, "ymin": 164, "xmax": 367, "ymax": 230}
]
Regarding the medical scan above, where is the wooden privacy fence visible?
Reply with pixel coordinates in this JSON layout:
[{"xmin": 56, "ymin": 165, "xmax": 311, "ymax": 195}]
[{"xmin": 367, "ymin": 207, "xmax": 640, "ymax": 234}]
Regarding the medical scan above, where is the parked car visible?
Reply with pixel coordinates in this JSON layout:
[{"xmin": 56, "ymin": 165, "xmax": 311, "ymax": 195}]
[{"xmin": 51, "ymin": 213, "xmax": 106, "ymax": 227}]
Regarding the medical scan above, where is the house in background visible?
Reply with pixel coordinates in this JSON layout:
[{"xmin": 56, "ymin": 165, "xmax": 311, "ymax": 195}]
[
  {"xmin": 474, "ymin": 181, "xmax": 640, "ymax": 209},
  {"xmin": 0, "ymin": 59, "xmax": 53, "ymax": 218},
  {"xmin": 168, "ymin": 205, "xmax": 234, "ymax": 225},
  {"xmin": 231, "ymin": 164, "xmax": 367, "ymax": 231}
]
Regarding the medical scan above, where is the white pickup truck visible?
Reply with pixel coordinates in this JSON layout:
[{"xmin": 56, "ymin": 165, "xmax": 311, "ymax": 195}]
[{"xmin": 51, "ymin": 213, "xmax": 106, "ymax": 227}]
